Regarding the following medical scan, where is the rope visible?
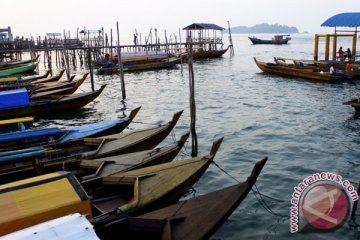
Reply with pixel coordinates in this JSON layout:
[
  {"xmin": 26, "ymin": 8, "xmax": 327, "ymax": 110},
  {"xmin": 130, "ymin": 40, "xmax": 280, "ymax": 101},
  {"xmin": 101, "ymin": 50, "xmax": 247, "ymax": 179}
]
[
  {"xmin": 252, "ymin": 185, "xmax": 289, "ymax": 218},
  {"xmin": 212, "ymin": 160, "xmax": 289, "ymax": 218}
]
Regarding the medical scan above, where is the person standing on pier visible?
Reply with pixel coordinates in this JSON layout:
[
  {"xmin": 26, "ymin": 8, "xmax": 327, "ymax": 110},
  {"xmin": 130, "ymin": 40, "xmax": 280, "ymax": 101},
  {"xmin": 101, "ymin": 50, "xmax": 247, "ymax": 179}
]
[{"xmin": 338, "ymin": 46, "xmax": 344, "ymax": 61}]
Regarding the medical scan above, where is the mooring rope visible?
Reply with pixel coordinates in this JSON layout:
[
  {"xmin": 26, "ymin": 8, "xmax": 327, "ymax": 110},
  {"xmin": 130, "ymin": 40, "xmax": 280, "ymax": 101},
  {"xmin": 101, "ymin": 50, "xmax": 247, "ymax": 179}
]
[{"xmin": 212, "ymin": 160, "xmax": 289, "ymax": 218}]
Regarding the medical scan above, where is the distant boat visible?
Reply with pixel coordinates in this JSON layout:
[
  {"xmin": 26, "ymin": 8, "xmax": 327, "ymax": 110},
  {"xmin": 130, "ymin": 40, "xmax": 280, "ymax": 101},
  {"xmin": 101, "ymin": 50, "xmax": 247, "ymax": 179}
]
[{"xmin": 249, "ymin": 35, "xmax": 291, "ymax": 45}]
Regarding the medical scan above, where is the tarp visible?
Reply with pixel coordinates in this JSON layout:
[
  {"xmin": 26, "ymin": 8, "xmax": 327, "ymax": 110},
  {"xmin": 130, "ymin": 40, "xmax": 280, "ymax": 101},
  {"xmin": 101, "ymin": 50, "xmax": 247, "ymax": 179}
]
[
  {"xmin": 0, "ymin": 127, "xmax": 62, "ymax": 143},
  {"xmin": 58, "ymin": 119, "xmax": 127, "ymax": 143},
  {"xmin": 0, "ymin": 88, "xmax": 29, "ymax": 109},
  {"xmin": 0, "ymin": 213, "xmax": 99, "ymax": 240},
  {"xmin": 0, "ymin": 172, "xmax": 92, "ymax": 236},
  {"xmin": 321, "ymin": 12, "xmax": 360, "ymax": 27}
]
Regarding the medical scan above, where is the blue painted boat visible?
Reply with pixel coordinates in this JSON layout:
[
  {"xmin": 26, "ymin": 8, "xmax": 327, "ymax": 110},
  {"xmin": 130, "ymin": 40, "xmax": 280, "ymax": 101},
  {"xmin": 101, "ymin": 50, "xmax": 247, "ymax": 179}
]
[
  {"xmin": 0, "ymin": 147, "xmax": 45, "ymax": 164},
  {"xmin": 0, "ymin": 107, "xmax": 141, "ymax": 150}
]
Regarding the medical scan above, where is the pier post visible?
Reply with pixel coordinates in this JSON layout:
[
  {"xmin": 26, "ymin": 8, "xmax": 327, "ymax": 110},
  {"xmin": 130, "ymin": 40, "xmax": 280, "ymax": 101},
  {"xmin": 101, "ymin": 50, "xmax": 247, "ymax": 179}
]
[
  {"xmin": 227, "ymin": 20, "xmax": 235, "ymax": 56},
  {"xmin": 187, "ymin": 40, "xmax": 198, "ymax": 157},
  {"xmin": 325, "ymin": 35, "xmax": 330, "ymax": 61},
  {"xmin": 313, "ymin": 34, "xmax": 319, "ymax": 61},
  {"xmin": 116, "ymin": 21, "xmax": 126, "ymax": 100}
]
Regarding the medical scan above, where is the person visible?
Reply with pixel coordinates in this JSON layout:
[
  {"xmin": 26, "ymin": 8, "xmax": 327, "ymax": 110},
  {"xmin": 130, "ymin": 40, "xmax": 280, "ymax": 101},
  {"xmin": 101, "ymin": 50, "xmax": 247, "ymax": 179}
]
[
  {"xmin": 329, "ymin": 64, "xmax": 335, "ymax": 75},
  {"xmin": 133, "ymin": 34, "xmax": 137, "ymax": 45},
  {"xmin": 338, "ymin": 46, "xmax": 344, "ymax": 61},
  {"xmin": 345, "ymin": 48, "xmax": 352, "ymax": 61},
  {"xmin": 345, "ymin": 61, "xmax": 353, "ymax": 71}
]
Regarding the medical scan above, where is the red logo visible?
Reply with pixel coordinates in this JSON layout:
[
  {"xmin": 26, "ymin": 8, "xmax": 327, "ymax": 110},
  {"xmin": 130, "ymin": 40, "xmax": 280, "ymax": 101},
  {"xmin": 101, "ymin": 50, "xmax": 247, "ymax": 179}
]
[{"xmin": 301, "ymin": 183, "xmax": 350, "ymax": 231}]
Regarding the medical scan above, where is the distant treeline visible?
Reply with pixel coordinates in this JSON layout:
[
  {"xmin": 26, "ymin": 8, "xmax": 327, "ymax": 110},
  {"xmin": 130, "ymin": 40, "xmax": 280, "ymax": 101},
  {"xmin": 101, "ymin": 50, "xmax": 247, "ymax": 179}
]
[{"xmin": 230, "ymin": 23, "xmax": 299, "ymax": 33}]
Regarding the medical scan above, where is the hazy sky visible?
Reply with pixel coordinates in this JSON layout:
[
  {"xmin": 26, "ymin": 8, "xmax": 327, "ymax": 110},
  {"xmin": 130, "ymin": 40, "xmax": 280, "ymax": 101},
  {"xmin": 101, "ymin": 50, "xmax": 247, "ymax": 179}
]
[{"xmin": 1, "ymin": 0, "xmax": 359, "ymax": 42}]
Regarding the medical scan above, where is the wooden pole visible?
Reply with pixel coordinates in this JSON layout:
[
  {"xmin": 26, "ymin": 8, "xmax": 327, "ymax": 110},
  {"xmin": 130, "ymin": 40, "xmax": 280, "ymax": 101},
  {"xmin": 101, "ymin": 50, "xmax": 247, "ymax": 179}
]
[
  {"xmin": 187, "ymin": 40, "xmax": 198, "ymax": 157},
  {"xmin": 63, "ymin": 31, "xmax": 71, "ymax": 80},
  {"xmin": 313, "ymin": 34, "xmax": 319, "ymax": 61},
  {"xmin": 325, "ymin": 34, "xmax": 330, "ymax": 61},
  {"xmin": 179, "ymin": 28, "xmax": 183, "ymax": 73},
  {"xmin": 87, "ymin": 30, "xmax": 94, "ymax": 91},
  {"xmin": 352, "ymin": 33, "xmax": 357, "ymax": 61},
  {"xmin": 332, "ymin": 34, "xmax": 337, "ymax": 61},
  {"xmin": 116, "ymin": 21, "xmax": 126, "ymax": 100},
  {"xmin": 110, "ymin": 29, "xmax": 113, "ymax": 61},
  {"xmin": 227, "ymin": 21, "xmax": 234, "ymax": 56}
]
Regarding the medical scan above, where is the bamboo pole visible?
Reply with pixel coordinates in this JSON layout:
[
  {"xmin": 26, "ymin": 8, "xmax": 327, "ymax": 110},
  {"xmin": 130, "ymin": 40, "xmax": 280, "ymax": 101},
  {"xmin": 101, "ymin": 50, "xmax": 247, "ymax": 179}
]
[
  {"xmin": 88, "ymin": 30, "xmax": 94, "ymax": 91},
  {"xmin": 227, "ymin": 20, "xmax": 234, "ymax": 56},
  {"xmin": 187, "ymin": 40, "xmax": 198, "ymax": 157},
  {"xmin": 116, "ymin": 21, "xmax": 126, "ymax": 100}
]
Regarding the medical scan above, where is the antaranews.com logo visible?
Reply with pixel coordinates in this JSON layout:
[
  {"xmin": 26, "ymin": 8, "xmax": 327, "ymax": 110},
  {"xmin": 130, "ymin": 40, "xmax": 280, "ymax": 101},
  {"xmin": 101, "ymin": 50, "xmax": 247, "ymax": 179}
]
[{"xmin": 290, "ymin": 172, "xmax": 358, "ymax": 233}]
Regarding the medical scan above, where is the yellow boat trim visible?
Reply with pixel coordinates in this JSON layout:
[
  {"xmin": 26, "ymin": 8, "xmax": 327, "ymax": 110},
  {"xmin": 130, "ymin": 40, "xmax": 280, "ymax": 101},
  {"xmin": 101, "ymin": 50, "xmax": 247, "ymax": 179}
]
[{"xmin": 0, "ymin": 117, "xmax": 34, "ymax": 126}]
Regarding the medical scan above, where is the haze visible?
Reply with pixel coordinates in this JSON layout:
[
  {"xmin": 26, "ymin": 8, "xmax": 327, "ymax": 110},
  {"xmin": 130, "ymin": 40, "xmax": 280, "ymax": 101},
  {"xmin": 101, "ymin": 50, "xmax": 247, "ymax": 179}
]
[{"xmin": 1, "ymin": 0, "xmax": 359, "ymax": 42}]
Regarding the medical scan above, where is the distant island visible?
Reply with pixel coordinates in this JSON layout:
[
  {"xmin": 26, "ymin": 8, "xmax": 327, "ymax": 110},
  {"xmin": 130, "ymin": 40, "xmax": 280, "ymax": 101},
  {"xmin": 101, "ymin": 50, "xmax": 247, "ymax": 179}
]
[{"xmin": 230, "ymin": 23, "xmax": 299, "ymax": 33}]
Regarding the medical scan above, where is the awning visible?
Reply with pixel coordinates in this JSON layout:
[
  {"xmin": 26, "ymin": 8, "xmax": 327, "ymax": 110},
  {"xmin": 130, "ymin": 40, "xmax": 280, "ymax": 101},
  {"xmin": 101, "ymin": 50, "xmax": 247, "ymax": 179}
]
[{"xmin": 321, "ymin": 12, "xmax": 360, "ymax": 27}]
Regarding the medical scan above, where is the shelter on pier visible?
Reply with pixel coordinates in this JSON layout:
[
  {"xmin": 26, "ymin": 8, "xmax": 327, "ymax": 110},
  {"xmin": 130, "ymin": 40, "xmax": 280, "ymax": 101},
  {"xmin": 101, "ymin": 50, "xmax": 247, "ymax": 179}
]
[
  {"xmin": 183, "ymin": 23, "xmax": 225, "ymax": 51},
  {"xmin": 314, "ymin": 12, "xmax": 360, "ymax": 61}
]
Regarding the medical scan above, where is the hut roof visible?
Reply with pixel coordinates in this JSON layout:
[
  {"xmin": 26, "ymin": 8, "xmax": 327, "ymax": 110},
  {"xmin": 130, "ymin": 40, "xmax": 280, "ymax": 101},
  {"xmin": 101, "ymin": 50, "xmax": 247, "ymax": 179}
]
[
  {"xmin": 183, "ymin": 23, "xmax": 225, "ymax": 30},
  {"xmin": 321, "ymin": 12, "xmax": 360, "ymax": 27}
]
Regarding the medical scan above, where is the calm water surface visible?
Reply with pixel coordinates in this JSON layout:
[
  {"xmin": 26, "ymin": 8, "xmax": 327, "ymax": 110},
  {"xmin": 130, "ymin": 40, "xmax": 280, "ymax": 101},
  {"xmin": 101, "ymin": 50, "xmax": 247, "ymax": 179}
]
[{"xmin": 35, "ymin": 34, "xmax": 360, "ymax": 239}]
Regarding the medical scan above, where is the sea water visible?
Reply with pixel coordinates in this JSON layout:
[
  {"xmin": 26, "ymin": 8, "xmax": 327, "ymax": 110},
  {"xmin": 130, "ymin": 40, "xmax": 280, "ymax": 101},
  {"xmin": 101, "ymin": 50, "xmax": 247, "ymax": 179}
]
[{"xmin": 35, "ymin": 33, "xmax": 360, "ymax": 239}]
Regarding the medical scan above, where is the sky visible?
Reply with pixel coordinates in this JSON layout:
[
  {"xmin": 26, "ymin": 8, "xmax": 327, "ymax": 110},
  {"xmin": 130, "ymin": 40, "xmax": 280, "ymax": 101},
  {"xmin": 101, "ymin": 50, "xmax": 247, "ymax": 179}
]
[{"xmin": 1, "ymin": 0, "xmax": 359, "ymax": 43}]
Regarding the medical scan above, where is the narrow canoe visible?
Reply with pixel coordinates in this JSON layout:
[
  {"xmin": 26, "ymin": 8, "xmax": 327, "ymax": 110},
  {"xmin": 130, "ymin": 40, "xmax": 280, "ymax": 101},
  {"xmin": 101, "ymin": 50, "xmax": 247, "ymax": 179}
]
[
  {"xmin": 0, "ymin": 70, "xmax": 65, "ymax": 90},
  {"xmin": 97, "ymin": 57, "xmax": 180, "ymax": 75},
  {"xmin": 0, "ymin": 85, "xmax": 106, "ymax": 120},
  {"xmin": 84, "ymin": 137, "xmax": 223, "ymax": 217},
  {"xmin": 0, "ymin": 55, "xmax": 40, "ymax": 69},
  {"xmin": 0, "ymin": 60, "xmax": 40, "ymax": 77},
  {"xmin": 0, "ymin": 110, "xmax": 182, "ymax": 183},
  {"xmin": 0, "ymin": 107, "xmax": 140, "ymax": 150},
  {"xmin": 79, "ymin": 132, "xmax": 190, "ymax": 182},
  {"xmin": 94, "ymin": 157, "xmax": 267, "ymax": 240}
]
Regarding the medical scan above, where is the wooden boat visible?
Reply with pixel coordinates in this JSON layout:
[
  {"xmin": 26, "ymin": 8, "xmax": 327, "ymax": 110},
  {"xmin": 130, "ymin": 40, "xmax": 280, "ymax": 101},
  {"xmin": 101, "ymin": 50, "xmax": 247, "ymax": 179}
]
[
  {"xmin": 95, "ymin": 52, "xmax": 173, "ymax": 67},
  {"xmin": 0, "ymin": 85, "xmax": 106, "ymax": 120},
  {"xmin": 94, "ymin": 157, "xmax": 268, "ymax": 240},
  {"xmin": 343, "ymin": 98, "xmax": 360, "ymax": 111},
  {"xmin": 253, "ymin": 57, "xmax": 347, "ymax": 82},
  {"xmin": 0, "ymin": 70, "xmax": 66, "ymax": 90},
  {"xmin": 0, "ymin": 111, "xmax": 183, "ymax": 183},
  {"xmin": 0, "ymin": 70, "xmax": 51, "ymax": 83},
  {"xmin": 78, "ymin": 132, "xmax": 190, "ymax": 182},
  {"xmin": 0, "ymin": 60, "xmax": 40, "ymax": 77},
  {"xmin": 97, "ymin": 57, "xmax": 180, "ymax": 75},
  {"xmin": 0, "ymin": 117, "xmax": 34, "ymax": 133},
  {"xmin": 30, "ymin": 69, "xmax": 66, "ymax": 84},
  {"xmin": 1, "ymin": 156, "xmax": 266, "ymax": 239},
  {"xmin": 0, "ymin": 55, "xmax": 40, "ymax": 70},
  {"xmin": 192, "ymin": 46, "xmax": 229, "ymax": 59},
  {"xmin": 83, "ymin": 137, "xmax": 223, "ymax": 217},
  {"xmin": 29, "ymin": 73, "xmax": 88, "ymax": 99},
  {"xmin": 0, "ymin": 107, "xmax": 141, "ymax": 150},
  {"xmin": 0, "ymin": 172, "xmax": 93, "ymax": 236},
  {"xmin": 249, "ymin": 35, "xmax": 291, "ymax": 45}
]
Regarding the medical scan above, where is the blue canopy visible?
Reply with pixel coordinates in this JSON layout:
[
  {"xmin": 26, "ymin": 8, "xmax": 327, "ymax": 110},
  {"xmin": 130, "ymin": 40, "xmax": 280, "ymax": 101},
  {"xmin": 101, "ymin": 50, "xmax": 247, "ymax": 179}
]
[{"xmin": 321, "ymin": 13, "xmax": 360, "ymax": 27}]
